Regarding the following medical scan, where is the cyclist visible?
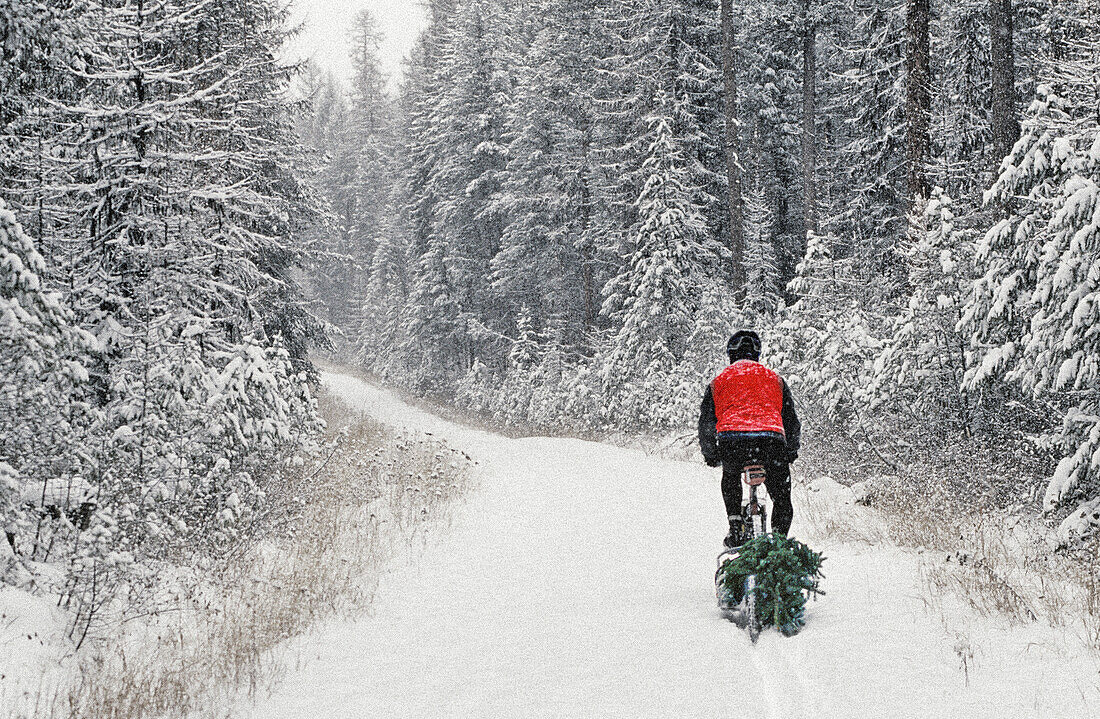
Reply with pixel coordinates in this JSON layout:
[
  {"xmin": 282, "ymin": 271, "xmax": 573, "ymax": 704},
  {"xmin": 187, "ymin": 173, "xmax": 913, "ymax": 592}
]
[{"xmin": 698, "ymin": 330, "xmax": 801, "ymax": 549}]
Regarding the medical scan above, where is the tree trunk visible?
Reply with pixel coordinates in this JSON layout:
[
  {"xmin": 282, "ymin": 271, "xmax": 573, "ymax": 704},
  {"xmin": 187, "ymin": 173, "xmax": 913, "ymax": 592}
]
[
  {"xmin": 721, "ymin": 0, "xmax": 745, "ymax": 290},
  {"xmin": 801, "ymin": 0, "xmax": 818, "ymax": 238},
  {"xmin": 989, "ymin": 0, "xmax": 1018, "ymax": 163},
  {"xmin": 905, "ymin": 0, "xmax": 931, "ymax": 205},
  {"xmin": 580, "ymin": 131, "xmax": 596, "ymax": 331}
]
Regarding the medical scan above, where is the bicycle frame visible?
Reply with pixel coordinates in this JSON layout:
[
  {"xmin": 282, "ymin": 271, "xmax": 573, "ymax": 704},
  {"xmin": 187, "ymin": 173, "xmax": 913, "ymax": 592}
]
[
  {"xmin": 741, "ymin": 463, "xmax": 768, "ymax": 643},
  {"xmin": 742, "ymin": 463, "xmax": 769, "ymax": 533}
]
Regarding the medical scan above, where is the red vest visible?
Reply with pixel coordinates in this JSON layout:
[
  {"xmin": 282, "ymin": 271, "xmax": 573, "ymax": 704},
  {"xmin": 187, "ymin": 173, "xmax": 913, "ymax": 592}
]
[{"xmin": 712, "ymin": 360, "xmax": 786, "ymax": 436}]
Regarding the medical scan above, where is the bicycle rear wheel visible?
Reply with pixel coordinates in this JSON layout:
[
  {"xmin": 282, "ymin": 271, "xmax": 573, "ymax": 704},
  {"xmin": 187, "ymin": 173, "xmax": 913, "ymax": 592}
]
[{"xmin": 745, "ymin": 573, "xmax": 762, "ymax": 643}]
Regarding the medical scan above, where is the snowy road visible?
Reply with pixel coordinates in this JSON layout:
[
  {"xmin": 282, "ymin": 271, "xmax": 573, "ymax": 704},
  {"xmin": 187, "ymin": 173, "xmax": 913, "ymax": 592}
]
[{"xmin": 246, "ymin": 372, "xmax": 1099, "ymax": 719}]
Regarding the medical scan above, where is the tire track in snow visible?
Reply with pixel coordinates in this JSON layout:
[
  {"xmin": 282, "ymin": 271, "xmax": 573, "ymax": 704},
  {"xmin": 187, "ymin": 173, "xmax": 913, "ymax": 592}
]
[
  {"xmin": 739, "ymin": 629, "xmax": 778, "ymax": 719},
  {"xmin": 763, "ymin": 631, "xmax": 813, "ymax": 719}
]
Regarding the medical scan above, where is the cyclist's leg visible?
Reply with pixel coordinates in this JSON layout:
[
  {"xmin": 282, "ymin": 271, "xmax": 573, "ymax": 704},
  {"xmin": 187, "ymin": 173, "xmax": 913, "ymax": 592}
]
[
  {"xmin": 717, "ymin": 450, "xmax": 743, "ymax": 523},
  {"xmin": 765, "ymin": 445, "xmax": 794, "ymax": 535},
  {"xmin": 719, "ymin": 440, "xmax": 745, "ymax": 524}
]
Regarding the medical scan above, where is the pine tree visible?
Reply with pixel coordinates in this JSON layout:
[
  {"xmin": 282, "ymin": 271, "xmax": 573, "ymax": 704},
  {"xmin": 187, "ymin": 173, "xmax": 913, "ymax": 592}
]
[
  {"xmin": 401, "ymin": 0, "xmax": 513, "ymax": 380},
  {"xmin": 406, "ymin": 234, "xmax": 462, "ymax": 388},
  {"xmin": 358, "ymin": 228, "xmax": 410, "ymax": 376},
  {"xmin": 932, "ymin": 0, "xmax": 994, "ymax": 199},
  {"xmin": 962, "ymin": 2, "xmax": 1100, "ymax": 542},
  {"xmin": 603, "ymin": 101, "xmax": 714, "ymax": 429},
  {"xmin": 740, "ymin": 0, "xmax": 805, "ymax": 281},
  {"xmin": 716, "ymin": 533, "xmax": 825, "ymax": 635},
  {"xmin": 0, "ymin": 1, "xmax": 89, "ymax": 207},
  {"xmin": 490, "ymin": 0, "xmax": 606, "ymax": 351},
  {"xmin": 509, "ymin": 306, "xmax": 541, "ymax": 372},
  {"xmin": 778, "ymin": 232, "xmax": 881, "ymax": 431},
  {"xmin": 905, "ymin": 0, "xmax": 932, "ymax": 205},
  {"xmin": 0, "ymin": 199, "xmax": 91, "ymax": 573},
  {"xmin": 346, "ymin": 10, "xmax": 397, "ymax": 335},
  {"xmin": 3, "ymin": 0, "xmax": 325, "ymax": 585},
  {"xmin": 828, "ymin": 0, "xmax": 908, "ymax": 302},
  {"xmin": 300, "ymin": 70, "xmax": 361, "ymax": 335},
  {"xmin": 873, "ymin": 188, "xmax": 973, "ymax": 435},
  {"xmin": 743, "ymin": 184, "xmax": 783, "ymax": 316}
]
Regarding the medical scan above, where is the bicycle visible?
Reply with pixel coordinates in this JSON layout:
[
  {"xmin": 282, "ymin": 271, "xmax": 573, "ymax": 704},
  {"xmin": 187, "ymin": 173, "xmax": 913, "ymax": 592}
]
[{"xmin": 715, "ymin": 461, "xmax": 770, "ymax": 643}]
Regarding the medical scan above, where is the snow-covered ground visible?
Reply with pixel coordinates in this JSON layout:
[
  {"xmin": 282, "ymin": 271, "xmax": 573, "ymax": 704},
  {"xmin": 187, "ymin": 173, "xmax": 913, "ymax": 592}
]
[
  {"xmin": 240, "ymin": 372, "xmax": 1099, "ymax": 719},
  {"xmin": 0, "ymin": 583, "xmax": 71, "ymax": 712}
]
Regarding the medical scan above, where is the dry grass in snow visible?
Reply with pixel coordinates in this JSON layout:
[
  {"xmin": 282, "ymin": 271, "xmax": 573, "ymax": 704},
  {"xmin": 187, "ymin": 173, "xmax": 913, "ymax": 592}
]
[{"xmin": 797, "ymin": 467, "xmax": 1100, "ymax": 655}]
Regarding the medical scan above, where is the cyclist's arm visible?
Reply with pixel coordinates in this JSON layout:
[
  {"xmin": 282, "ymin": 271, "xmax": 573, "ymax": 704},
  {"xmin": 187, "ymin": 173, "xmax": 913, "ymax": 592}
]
[
  {"xmin": 781, "ymin": 380, "xmax": 801, "ymax": 461},
  {"xmin": 698, "ymin": 384, "xmax": 719, "ymax": 465}
]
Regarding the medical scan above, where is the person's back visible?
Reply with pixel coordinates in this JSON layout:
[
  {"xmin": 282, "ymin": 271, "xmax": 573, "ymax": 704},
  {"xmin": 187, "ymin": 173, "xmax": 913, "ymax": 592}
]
[
  {"xmin": 711, "ymin": 360, "xmax": 786, "ymax": 437},
  {"xmin": 699, "ymin": 331, "xmax": 801, "ymax": 549}
]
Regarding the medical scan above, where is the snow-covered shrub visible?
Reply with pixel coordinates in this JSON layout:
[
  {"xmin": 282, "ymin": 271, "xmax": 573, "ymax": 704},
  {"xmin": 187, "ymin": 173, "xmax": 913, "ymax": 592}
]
[
  {"xmin": 47, "ymin": 389, "xmax": 474, "ymax": 717},
  {"xmin": 89, "ymin": 326, "xmax": 321, "ymax": 560}
]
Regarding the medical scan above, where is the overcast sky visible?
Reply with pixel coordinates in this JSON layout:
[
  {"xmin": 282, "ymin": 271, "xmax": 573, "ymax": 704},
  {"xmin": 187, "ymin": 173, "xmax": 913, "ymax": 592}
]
[{"xmin": 286, "ymin": 0, "xmax": 428, "ymax": 89}]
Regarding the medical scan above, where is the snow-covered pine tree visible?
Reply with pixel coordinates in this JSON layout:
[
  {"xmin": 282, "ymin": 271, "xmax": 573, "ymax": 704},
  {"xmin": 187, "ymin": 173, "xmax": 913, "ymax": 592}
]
[
  {"xmin": 591, "ymin": 0, "xmax": 729, "ymax": 429},
  {"xmin": 197, "ymin": 0, "xmax": 329, "ymax": 374},
  {"xmin": 0, "ymin": 199, "xmax": 92, "ymax": 579},
  {"xmin": 963, "ymin": 1, "xmax": 1100, "ymax": 543},
  {"xmin": 359, "ymin": 228, "xmax": 410, "ymax": 377},
  {"xmin": 405, "ymin": 233, "xmax": 463, "ymax": 390},
  {"xmin": 0, "ymin": 1, "xmax": 90, "ymax": 206},
  {"xmin": 391, "ymin": 13, "xmax": 446, "ymax": 385},
  {"xmin": 931, "ymin": 0, "xmax": 994, "ymax": 200},
  {"xmin": 777, "ymin": 231, "xmax": 881, "ymax": 433},
  {"xmin": 509, "ymin": 306, "xmax": 541, "ymax": 373},
  {"xmin": 529, "ymin": 318, "xmax": 571, "ymax": 426},
  {"xmin": 339, "ymin": 11, "xmax": 413, "ymax": 367},
  {"xmin": 828, "ymin": 0, "xmax": 908, "ymax": 303},
  {"xmin": 298, "ymin": 69, "xmax": 361, "ymax": 336},
  {"xmin": 603, "ymin": 96, "xmax": 714, "ymax": 429},
  {"xmin": 346, "ymin": 10, "xmax": 398, "ymax": 339},
  {"xmin": 743, "ymin": 183, "xmax": 783, "ymax": 316},
  {"xmin": 739, "ymin": 0, "xmax": 804, "ymax": 281},
  {"xmin": 872, "ymin": 188, "xmax": 973, "ymax": 436},
  {"xmin": 491, "ymin": 305, "xmax": 542, "ymax": 425},
  {"xmin": 431, "ymin": 0, "xmax": 511, "ymax": 365},
  {"xmin": 400, "ymin": 0, "xmax": 513, "ymax": 384},
  {"xmin": 490, "ymin": 0, "xmax": 605, "ymax": 354},
  {"xmin": 672, "ymin": 0, "xmax": 726, "ymax": 252},
  {"xmin": 681, "ymin": 278, "xmax": 743, "ymax": 424}
]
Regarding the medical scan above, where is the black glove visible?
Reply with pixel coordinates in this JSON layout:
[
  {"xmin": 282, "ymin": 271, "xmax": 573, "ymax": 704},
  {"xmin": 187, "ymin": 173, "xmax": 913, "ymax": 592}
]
[{"xmin": 705, "ymin": 456, "xmax": 722, "ymax": 468}]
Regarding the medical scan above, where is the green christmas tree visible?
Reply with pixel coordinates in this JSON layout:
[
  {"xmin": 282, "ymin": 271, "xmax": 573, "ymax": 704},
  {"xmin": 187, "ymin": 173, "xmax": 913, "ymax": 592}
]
[{"xmin": 717, "ymin": 534, "xmax": 825, "ymax": 636}]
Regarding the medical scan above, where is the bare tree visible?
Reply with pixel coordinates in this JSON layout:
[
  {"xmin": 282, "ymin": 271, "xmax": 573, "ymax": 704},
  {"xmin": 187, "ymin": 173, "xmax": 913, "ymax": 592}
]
[
  {"xmin": 801, "ymin": 0, "xmax": 818, "ymax": 237},
  {"xmin": 721, "ymin": 0, "xmax": 745, "ymax": 289},
  {"xmin": 905, "ymin": 0, "xmax": 931, "ymax": 206},
  {"xmin": 989, "ymin": 0, "xmax": 1018, "ymax": 163}
]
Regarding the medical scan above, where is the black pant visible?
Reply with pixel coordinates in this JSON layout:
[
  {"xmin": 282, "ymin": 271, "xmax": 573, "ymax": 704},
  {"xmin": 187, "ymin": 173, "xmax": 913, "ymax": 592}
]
[{"xmin": 718, "ymin": 436, "xmax": 793, "ymax": 536}]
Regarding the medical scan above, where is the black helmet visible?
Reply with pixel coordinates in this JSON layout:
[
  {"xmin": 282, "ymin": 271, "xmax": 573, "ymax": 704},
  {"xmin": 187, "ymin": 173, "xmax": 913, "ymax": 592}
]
[{"xmin": 727, "ymin": 330, "xmax": 762, "ymax": 362}]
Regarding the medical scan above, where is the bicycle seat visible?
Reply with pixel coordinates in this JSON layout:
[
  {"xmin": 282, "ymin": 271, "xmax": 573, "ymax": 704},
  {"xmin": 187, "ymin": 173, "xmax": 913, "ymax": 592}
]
[{"xmin": 742, "ymin": 464, "xmax": 767, "ymax": 486}]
